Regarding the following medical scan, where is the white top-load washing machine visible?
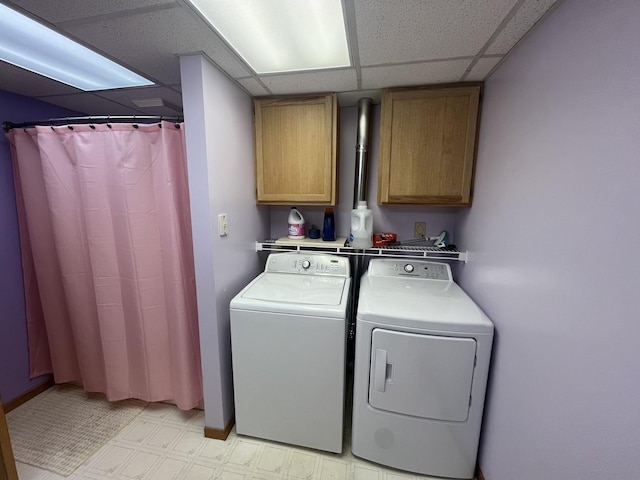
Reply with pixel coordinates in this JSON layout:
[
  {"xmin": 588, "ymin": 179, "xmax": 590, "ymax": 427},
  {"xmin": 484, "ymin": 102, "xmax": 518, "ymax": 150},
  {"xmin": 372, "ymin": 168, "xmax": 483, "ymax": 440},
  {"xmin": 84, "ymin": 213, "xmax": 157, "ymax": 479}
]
[
  {"xmin": 230, "ymin": 252, "xmax": 351, "ymax": 453},
  {"xmin": 351, "ymin": 259, "xmax": 493, "ymax": 479}
]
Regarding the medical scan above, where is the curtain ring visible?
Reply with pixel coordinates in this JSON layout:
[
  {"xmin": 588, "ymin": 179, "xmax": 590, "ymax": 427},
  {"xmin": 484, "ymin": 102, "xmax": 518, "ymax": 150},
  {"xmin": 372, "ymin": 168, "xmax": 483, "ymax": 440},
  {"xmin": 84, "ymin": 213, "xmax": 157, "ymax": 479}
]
[
  {"xmin": 107, "ymin": 116, "xmax": 112, "ymax": 128},
  {"xmin": 174, "ymin": 122, "xmax": 180, "ymax": 129},
  {"xmin": 90, "ymin": 124, "xmax": 96, "ymax": 129}
]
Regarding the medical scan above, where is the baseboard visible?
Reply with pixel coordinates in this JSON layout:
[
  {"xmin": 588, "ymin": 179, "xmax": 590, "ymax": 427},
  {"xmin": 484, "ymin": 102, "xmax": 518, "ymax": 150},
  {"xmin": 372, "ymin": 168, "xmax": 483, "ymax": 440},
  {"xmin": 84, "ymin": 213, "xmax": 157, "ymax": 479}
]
[
  {"xmin": 2, "ymin": 379, "xmax": 54, "ymax": 413},
  {"xmin": 204, "ymin": 416, "xmax": 235, "ymax": 440},
  {"xmin": 476, "ymin": 465, "xmax": 486, "ymax": 480}
]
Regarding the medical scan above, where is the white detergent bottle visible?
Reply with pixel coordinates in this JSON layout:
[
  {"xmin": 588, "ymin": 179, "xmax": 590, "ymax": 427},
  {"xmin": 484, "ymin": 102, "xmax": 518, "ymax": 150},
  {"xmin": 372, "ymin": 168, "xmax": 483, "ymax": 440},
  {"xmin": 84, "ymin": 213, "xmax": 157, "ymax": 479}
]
[
  {"xmin": 287, "ymin": 207, "xmax": 306, "ymax": 240},
  {"xmin": 349, "ymin": 201, "xmax": 373, "ymax": 248}
]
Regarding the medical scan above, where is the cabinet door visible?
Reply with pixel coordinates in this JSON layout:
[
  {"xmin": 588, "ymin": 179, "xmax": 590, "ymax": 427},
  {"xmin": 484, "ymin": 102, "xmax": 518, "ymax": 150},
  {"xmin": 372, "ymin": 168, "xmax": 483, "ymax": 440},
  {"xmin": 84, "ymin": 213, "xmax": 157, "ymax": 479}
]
[
  {"xmin": 378, "ymin": 85, "xmax": 481, "ymax": 206},
  {"xmin": 255, "ymin": 94, "xmax": 337, "ymax": 205}
]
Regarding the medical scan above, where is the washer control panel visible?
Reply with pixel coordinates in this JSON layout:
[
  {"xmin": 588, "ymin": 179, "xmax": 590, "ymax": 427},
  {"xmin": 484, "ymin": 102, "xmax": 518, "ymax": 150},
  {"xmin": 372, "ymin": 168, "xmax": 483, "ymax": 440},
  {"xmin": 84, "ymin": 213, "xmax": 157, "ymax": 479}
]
[
  {"xmin": 265, "ymin": 252, "xmax": 350, "ymax": 277},
  {"xmin": 367, "ymin": 259, "xmax": 452, "ymax": 281}
]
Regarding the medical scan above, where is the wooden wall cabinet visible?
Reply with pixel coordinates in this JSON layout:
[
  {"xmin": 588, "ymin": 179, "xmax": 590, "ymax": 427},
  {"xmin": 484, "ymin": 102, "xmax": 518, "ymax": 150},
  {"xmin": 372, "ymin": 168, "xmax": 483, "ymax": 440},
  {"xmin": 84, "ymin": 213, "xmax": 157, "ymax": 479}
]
[
  {"xmin": 378, "ymin": 84, "xmax": 482, "ymax": 206},
  {"xmin": 254, "ymin": 94, "xmax": 338, "ymax": 205}
]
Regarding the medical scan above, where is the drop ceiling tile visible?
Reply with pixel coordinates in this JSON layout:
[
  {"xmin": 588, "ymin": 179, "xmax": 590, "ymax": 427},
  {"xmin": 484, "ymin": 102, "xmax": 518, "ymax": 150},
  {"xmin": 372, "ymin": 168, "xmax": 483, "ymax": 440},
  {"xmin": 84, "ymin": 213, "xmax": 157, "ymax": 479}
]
[
  {"xmin": 97, "ymin": 86, "xmax": 183, "ymax": 113},
  {"xmin": 361, "ymin": 60, "xmax": 471, "ymax": 90},
  {"xmin": 259, "ymin": 69, "xmax": 358, "ymax": 95},
  {"xmin": 486, "ymin": 0, "xmax": 559, "ymax": 54},
  {"xmin": 121, "ymin": 104, "xmax": 182, "ymax": 117},
  {"xmin": 355, "ymin": 0, "xmax": 518, "ymax": 65},
  {"xmin": 5, "ymin": 0, "xmax": 173, "ymax": 24},
  {"xmin": 236, "ymin": 78, "xmax": 269, "ymax": 97},
  {"xmin": 61, "ymin": 6, "xmax": 251, "ymax": 86},
  {"xmin": 337, "ymin": 90, "xmax": 382, "ymax": 107},
  {"xmin": 35, "ymin": 94, "xmax": 144, "ymax": 116},
  {"xmin": 0, "ymin": 62, "xmax": 82, "ymax": 97},
  {"xmin": 465, "ymin": 56, "xmax": 504, "ymax": 81}
]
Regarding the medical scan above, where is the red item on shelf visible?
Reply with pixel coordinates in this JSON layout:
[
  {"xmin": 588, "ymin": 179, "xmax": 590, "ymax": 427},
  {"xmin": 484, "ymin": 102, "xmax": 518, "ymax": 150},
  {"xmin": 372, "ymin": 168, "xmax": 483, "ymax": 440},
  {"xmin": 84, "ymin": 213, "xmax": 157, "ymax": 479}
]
[{"xmin": 373, "ymin": 233, "xmax": 397, "ymax": 247}]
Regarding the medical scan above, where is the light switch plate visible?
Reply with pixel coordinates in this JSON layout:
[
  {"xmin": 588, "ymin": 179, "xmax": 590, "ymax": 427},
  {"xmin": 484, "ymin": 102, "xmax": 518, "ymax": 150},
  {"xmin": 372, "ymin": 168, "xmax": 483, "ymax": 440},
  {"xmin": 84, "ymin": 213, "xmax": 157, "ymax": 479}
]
[{"xmin": 218, "ymin": 213, "xmax": 228, "ymax": 236}]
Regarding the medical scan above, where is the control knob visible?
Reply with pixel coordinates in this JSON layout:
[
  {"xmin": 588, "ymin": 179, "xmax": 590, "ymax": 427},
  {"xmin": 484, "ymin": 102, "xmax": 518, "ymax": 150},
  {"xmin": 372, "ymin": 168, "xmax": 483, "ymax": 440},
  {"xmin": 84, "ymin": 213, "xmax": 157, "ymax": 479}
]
[
  {"xmin": 403, "ymin": 263, "xmax": 414, "ymax": 273},
  {"xmin": 301, "ymin": 259, "xmax": 311, "ymax": 270}
]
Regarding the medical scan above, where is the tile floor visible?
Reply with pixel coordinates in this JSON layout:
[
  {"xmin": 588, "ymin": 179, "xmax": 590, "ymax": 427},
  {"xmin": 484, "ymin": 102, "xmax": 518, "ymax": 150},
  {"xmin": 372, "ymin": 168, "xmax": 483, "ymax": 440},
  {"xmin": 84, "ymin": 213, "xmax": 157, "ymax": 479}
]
[{"xmin": 14, "ymin": 399, "xmax": 473, "ymax": 480}]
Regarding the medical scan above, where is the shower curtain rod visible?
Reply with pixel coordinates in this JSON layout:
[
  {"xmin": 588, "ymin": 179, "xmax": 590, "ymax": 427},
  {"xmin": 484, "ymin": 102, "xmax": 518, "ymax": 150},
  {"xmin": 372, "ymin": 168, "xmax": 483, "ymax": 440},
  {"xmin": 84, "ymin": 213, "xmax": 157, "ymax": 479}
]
[{"xmin": 2, "ymin": 115, "xmax": 184, "ymax": 133}]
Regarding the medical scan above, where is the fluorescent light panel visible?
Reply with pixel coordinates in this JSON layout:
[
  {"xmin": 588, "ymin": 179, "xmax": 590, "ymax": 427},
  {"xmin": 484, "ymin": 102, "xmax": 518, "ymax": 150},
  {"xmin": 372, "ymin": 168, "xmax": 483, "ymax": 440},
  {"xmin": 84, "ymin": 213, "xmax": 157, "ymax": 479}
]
[
  {"xmin": 0, "ymin": 4, "xmax": 153, "ymax": 91},
  {"xmin": 189, "ymin": 0, "xmax": 350, "ymax": 74}
]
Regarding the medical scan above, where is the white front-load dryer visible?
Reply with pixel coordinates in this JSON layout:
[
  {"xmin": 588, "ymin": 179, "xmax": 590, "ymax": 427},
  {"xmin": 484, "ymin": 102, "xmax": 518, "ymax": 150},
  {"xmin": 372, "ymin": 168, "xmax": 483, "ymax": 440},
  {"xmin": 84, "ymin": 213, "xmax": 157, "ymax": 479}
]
[
  {"xmin": 230, "ymin": 252, "xmax": 351, "ymax": 453},
  {"xmin": 351, "ymin": 259, "xmax": 493, "ymax": 479}
]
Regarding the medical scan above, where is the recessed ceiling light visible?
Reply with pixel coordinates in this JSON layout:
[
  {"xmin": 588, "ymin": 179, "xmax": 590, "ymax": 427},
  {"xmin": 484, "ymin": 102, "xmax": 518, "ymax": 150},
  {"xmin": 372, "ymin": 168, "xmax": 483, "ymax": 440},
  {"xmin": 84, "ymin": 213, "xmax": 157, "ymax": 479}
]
[
  {"xmin": 0, "ymin": 4, "xmax": 153, "ymax": 91},
  {"xmin": 188, "ymin": 0, "xmax": 351, "ymax": 74}
]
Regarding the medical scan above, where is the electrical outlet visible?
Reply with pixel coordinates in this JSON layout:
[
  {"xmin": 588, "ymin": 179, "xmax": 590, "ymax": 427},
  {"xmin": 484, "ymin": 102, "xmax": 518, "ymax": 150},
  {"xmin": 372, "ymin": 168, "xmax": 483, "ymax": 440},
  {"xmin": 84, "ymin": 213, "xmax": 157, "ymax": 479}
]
[{"xmin": 414, "ymin": 221, "xmax": 426, "ymax": 238}]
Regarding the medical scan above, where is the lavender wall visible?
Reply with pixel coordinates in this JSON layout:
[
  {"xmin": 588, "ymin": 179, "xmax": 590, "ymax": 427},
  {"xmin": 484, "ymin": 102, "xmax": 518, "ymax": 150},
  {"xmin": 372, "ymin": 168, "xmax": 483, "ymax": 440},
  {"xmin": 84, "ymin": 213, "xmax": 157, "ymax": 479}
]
[
  {"xmin": 180, "ymin": 55, "xmax": 270, "ymax": 430},
  {"xmin": 454, "ymin": 0, "xmax": 640, "ymax": 478},
  {"xmin": 269, "ymin": 105, "xmax": 460, "ymax": 242},
  {"xmin": 0, "ymin": 91, "xmax": 81, "ymax": 404}
]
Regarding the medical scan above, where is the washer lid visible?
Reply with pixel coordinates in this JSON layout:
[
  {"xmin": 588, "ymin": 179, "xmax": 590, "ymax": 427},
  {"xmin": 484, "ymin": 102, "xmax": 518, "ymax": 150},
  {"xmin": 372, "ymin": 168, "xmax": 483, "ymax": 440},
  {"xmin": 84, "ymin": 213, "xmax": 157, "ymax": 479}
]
[
  {"xmin": 358, "ymin": 276, "xmax": 493, "ymax": 334},
  {"xmin": 242, "ymin": 273, "xmax": 347, "ymax": 305}
]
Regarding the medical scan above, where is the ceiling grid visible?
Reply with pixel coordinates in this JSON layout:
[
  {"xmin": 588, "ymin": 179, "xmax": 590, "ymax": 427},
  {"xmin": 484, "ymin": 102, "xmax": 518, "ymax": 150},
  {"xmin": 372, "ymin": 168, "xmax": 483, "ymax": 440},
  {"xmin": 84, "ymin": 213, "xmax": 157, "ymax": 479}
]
[{"xmin": 0, "ymin": 0, "xmax": 562, "ymax": 113}]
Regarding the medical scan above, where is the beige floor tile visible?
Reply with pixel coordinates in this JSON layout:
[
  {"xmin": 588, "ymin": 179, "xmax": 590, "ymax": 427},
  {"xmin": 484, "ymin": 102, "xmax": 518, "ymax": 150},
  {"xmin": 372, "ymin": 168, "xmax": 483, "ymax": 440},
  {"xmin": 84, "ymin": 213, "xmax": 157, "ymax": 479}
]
[
  {"xmin": 146, "ymin": 424, "xmax": 184, "ymax": 450},
  {"xmin": 382, "ymin": 471, "xmax": 416, "ymax": 480},
  {"xmin": 187, "ymin": 409, "xmax": 206, "ymax": 427},
  {"xmin": 173, "ymin": 428, "xmax": 210, "ymax": 457},
  {"xmin": 318, "ymin": 457, "xmax": 349, "ymax": 480},
  {"xmin": 351, "ymin": 463, "xmax": 382, "ymax": 480},
  {"xmin": 85, "ymin": 443, "xmax": 137, "ymax": 476},
  {"xmin": 285, "ymin": 450, "xmax": 319, "ymax": 479},
  {"xmin": 165, "ymin": 406, "xmax": 202, "ymax": 426},
  {"xmin": 146, "ymin": 456, "xmax": 190, "ymax": 480},
  {"xmin": 183, "ymin": 462, "xmax": 219, "ymax": 480},
  {"xmin": 16, "ymin": 462, "xmax": 48, "ymax": 480},
  {"xmin": 214, "ymin": 465, "xmax": 253, "ymax": 480},
  {"xmin": 118, "ymin": 418, "xmax": 161, "ymax": 444},
  {"xmin": 247, "ymin": 473, "xmax": 283, "ymax": 480},
  {"xmin": 255, "ymin": 444, "xmax": 289, "ymax": 476},
  {"xmin": 227, "ymin": 439, "xmax": 263, "ymax": 469},
  {"xmin": 119, "ymin": 450, "xmax": 163, "ymax": 479},
  {"xmin": 199, "ymin": 436, "xmax": 237, "ymax": 464},
  {"xmin": 68, "ymin": 472, "xmax": 115, "ymax": 480},
  {"xmin": 10, "ymin": 393, "xmax": 453, "ymax": 480},
  {"xmin": 140, "ymin": 402, "xmax": 177, "ymax": 420}
]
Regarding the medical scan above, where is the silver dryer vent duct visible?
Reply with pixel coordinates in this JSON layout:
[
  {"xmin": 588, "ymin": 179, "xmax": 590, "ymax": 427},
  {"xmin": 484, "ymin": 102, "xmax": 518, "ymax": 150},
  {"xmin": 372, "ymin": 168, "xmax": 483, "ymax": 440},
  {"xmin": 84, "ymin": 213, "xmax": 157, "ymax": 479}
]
[{"xmin": 353, "ymin": 98, "xmax": 373, "ymax": 208}]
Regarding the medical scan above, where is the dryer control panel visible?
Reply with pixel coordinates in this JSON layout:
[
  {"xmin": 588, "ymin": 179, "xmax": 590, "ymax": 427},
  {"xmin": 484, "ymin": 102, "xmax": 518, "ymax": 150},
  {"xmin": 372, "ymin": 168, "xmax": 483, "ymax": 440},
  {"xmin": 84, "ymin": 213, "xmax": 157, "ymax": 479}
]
[
  {"xmin": 264, "ymin": 252, "xmax": 350, "ymax": 277},
  {"xmin": 367, "ymin": 259, "xmax": 452, "ymax": 281}
]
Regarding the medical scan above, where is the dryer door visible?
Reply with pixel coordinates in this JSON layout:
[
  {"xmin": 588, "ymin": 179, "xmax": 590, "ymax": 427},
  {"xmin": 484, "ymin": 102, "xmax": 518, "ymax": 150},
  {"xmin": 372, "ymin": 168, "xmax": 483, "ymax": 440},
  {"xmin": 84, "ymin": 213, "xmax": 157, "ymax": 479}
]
[{"xmin": 368, "ymin": 329, "xmax": 476, "ymax": 422}]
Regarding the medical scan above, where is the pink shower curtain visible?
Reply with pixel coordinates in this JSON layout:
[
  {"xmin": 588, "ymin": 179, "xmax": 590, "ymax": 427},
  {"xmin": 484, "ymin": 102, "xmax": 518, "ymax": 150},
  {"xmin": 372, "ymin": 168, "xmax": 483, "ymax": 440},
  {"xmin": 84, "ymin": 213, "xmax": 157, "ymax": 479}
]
[{"xmin": 8, "ymin": 121, "xmax": 203, "ymax": 410}]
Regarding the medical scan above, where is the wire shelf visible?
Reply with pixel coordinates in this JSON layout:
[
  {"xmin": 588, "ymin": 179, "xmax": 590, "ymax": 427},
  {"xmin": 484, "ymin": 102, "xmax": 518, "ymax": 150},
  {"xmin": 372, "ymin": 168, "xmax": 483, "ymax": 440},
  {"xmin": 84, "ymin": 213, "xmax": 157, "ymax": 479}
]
[{"xmin": 255, "ymin": 241, "xmax": 467, "ymax": 262}]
